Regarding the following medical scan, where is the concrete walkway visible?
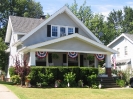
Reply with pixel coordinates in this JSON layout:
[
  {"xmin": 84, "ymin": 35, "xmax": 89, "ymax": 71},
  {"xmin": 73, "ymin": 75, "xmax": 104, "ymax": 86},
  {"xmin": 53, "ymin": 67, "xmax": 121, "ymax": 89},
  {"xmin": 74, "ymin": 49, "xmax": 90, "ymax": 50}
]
[{"xmin": 0, "ymin": 84, "xmax": 19, "ymax": 99}]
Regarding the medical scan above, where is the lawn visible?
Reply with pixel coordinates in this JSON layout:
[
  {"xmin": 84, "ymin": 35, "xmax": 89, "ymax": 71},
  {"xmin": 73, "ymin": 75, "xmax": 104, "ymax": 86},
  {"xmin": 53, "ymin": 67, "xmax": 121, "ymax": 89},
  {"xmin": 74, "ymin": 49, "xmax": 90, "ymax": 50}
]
[{"xmin": 1, "ymin": 81, "xmax": 133, "ymax": 99}]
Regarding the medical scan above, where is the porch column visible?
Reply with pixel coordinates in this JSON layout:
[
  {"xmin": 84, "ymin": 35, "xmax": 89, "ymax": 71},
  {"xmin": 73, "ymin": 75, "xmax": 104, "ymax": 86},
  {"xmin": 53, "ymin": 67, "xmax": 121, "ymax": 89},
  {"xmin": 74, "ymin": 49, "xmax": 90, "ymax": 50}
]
[
  {"xmin": 105, "ymin": 54, "xmax": 112, "ymax": 77},
  {"xmin": 46, "ymin": 53, "xmax": 49, "ymax": 66},
  {"xmin": 78, "ymin": 53, "xmax": 80, "ymax": 67},
  {"xmin": 29, "ymin": 51, "xmax": 36, "ymax": 66},
  {"xmin": 94, "ymin": 57, "xmax": 98, "ymax": 68}
]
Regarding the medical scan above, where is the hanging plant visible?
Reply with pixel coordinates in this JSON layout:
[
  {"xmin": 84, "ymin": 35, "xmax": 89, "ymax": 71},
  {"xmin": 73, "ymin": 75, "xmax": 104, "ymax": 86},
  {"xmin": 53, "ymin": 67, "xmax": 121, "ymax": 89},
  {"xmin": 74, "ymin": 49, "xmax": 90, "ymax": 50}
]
[{"xmin": 52, "ymin": 54, "xmax": 59, "ymax": 59}]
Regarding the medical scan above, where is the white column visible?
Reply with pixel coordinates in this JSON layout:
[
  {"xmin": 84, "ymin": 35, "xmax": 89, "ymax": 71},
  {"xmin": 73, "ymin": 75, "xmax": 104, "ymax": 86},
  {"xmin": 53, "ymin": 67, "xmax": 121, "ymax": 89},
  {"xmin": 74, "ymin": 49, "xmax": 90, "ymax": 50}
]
[
  {"xmin": 46, "ymin": 53, "xmax": 49, "ymax": 66},
  {"xmin": 105, "ymin": 54, "xmax": 111, "ymax": 68},
  {"xmin": 29, "ymin": 51, "xmax": 36, "ymax": 66},
  {"xmin": 78, "ymin": 53, "xmax": 80, "ymax": 67},
  {"xmin": 94, "ymin": 57, "xmax": 98, "ymax": 68}
]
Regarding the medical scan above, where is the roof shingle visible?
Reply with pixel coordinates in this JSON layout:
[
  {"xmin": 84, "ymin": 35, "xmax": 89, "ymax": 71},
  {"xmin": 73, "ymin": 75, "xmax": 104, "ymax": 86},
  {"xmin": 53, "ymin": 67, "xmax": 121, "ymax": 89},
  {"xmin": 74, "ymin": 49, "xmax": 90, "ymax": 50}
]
[{"xmin": 10, "ymin": 16, "xmax": 45, "ymax": 33}]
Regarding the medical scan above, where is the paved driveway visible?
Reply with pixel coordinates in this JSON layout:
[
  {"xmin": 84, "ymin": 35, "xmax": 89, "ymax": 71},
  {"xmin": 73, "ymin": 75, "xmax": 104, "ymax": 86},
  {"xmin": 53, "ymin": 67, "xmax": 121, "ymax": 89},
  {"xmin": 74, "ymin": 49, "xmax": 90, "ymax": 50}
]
[{"xmin": 0, "ymin": 84, "xmax": 19, "ymax": 99}]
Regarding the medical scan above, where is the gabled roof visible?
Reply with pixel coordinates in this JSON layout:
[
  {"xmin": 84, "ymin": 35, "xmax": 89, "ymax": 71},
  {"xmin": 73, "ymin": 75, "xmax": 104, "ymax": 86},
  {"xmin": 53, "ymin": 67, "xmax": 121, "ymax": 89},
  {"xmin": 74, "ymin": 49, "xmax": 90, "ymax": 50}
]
[
  {"xmin": 5, "ymin": 6, "xmax": 102, "ymax": 44},
  {"xmin": 107, "ymin": 33, "xmax": 133, "ymax": 47},
  {"xmin": 5, "ymin": 16, "xmax": 45, "ymax": 42},
  {"xmin": 10, "ymin": 16, "xmax": 45, "ymax": 33},
  {"xmin": 19, "ymin": 33, "xmax": 117, "ymax": 54}
]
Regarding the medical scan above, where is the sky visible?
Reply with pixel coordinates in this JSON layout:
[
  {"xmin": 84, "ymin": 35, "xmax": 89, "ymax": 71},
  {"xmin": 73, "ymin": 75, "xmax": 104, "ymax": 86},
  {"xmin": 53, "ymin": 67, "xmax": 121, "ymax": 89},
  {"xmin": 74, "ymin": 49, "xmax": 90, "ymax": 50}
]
[{"xmin": 35, "ymin": 0, "xmax": 133, "ymax": 18}]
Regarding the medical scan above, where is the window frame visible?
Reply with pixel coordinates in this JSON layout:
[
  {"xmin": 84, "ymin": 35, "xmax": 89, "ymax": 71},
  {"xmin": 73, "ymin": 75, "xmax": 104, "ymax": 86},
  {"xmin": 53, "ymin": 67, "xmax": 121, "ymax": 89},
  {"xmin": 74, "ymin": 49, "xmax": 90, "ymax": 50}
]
[
  {"xmin": 51, "ymin": 25, "xmax": 75, "ymax": 37},
  {"xmin": 124, "ymin": 46, "xmax": 128, "ymax": 55},
  {"xmin": 68, "ymin": 27, "xmax": 75, "ymax": 35},
  {"xmin": 51, "ymin": 25, "xmax": 58, "ymax": 37}
]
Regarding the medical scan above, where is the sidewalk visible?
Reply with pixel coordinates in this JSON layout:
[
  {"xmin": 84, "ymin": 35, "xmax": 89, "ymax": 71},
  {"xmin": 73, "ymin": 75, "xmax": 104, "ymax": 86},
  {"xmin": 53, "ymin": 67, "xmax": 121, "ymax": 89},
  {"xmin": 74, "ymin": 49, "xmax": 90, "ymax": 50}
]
[{"xmin": 0, "ymin": 84, "xmax": 19, "ymax": 99}]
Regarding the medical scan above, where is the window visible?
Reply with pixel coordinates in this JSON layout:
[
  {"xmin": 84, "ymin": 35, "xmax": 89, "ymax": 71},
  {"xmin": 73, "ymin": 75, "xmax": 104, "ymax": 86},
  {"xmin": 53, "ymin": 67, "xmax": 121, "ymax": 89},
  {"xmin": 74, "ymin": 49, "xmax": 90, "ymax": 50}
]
[
  {"xmin": 117, "ymin": 48, "xmax": 120, "ymax": 57},
  {"xmin": 50, "ymin": 25, "xmax": 76, "ymax": 37},
  {"xmin": 68, "ymin": 27, "xmax": 74, "ymax": 35},
  {"xmin": 52, "ymin": 26, "xmax": 58, "ymax": 37},
  {"xmin": 124, "ymin": 46, "xmax": 128, "ymax": 55},
  {"xmin": 60, "ymin": 27, "xmax": 66, "ymax": 36}
]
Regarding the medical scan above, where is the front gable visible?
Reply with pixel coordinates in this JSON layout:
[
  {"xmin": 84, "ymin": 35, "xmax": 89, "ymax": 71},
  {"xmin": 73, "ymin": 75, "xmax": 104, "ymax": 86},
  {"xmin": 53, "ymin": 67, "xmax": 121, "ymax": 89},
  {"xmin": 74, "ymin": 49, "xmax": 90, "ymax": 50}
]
[{"xmin": 23, "ymin": 12, "xmax": 93, "ymax": 46}]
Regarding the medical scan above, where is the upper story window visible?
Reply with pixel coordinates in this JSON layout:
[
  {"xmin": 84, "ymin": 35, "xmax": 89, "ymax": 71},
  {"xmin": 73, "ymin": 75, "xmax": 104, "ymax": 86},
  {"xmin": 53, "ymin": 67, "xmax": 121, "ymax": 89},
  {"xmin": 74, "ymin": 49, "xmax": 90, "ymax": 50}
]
[
  {"xmin": 52, "ymin": 26, "xmax": 58, "ymax": 37},
  {"xmin": 68, "ymin": 27, "xmax": 74, "ymax": 35},
  {"xmin": 60, "ymin": 27, "xmax": 66, "ymax": 36},
  {"xmin": 48, "ymin": 25, "xmax": 78, "ymax": 37},
  {"xmin": 117, "ymin": 48, "xmax": 120, "ymax": 57},
  {"xmin": 124, "ymin": 46, "xmax": 128, "ymax": 55}
]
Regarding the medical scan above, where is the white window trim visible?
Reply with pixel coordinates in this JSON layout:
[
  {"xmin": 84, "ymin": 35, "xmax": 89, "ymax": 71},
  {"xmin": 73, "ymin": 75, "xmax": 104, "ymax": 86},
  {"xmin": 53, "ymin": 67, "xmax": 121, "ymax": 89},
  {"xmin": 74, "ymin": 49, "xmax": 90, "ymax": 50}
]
[
  {"xmin": 51, "ymin": 25, "xmax": 58, "ymax": 37},
  {"xmin": 68, "ymin": 27, "xmax": 75, "ymax": 35},
  {"xmin": 51, "ymin": 25, "xmax": 75, "ymax": 37}
]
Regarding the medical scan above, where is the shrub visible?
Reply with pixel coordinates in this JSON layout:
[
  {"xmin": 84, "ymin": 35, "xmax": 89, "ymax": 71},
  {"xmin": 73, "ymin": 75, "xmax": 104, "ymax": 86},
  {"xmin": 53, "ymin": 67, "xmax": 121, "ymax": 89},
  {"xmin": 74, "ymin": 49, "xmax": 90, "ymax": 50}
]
[
  {"xmin": 9, "ymin": 66, "xmax": 16, "ymax": 77},
  {"xmin": 64, "ymin": 72, "xmax": 76, "ymax": 87},
  {"xmin": 10, "ymin": 75, "xmax": 21, "ymax": 84},
  {"xmin": 87, "ymin": 74, "xmax": 98, "ymax": 87},
  {"xmin": 116, "ymin": 79, "xmax": 125, "ymax": 87}
]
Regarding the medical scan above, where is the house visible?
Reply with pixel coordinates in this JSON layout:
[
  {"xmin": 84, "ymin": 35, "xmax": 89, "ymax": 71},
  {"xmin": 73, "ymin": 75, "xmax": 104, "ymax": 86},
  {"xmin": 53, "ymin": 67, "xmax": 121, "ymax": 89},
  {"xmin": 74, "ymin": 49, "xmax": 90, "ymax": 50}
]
[
  {"xmin": 5, "ymin": 6, "xmax": 117, "ymax": 78},
  {"xmin": 107, "ymin": 33, "xmax": 133, "ymax": 70}
]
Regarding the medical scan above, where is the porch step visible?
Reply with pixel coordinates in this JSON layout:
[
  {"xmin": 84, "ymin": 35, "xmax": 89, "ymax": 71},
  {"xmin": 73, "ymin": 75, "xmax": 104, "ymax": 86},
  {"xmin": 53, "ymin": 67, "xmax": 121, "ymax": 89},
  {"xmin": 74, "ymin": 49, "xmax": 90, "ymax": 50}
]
[{"xmin": 97, "ymin": 77, "xmax": 120, "ymax": 88}]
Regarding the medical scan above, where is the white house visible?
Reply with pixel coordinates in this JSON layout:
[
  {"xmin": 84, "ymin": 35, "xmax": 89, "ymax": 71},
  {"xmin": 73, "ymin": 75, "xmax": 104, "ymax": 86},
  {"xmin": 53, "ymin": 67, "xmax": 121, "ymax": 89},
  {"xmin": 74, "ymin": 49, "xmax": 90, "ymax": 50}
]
[
  {"xmin": 107, "ymin": 33, "xmax": 133, "ymax": 70},
  {"xmin": 5, "ymin": 6, "xmax": 117, "ymax": 78}
]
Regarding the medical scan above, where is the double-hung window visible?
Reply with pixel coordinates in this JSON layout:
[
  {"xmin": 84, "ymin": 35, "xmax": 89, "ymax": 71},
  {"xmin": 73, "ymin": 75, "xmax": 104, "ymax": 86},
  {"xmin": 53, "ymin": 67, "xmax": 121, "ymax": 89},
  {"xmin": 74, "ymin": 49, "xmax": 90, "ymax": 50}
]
[
  {"xmin": 52, "ymin": 26, "xmax": 58, "ymax": 37},
  {"xmin": 68, "ymin": 27, "xmax": 74, "ymax": 35},
  {"xmin": 60, "ymin": 27, "xmax": 66, "ymax": 36}
]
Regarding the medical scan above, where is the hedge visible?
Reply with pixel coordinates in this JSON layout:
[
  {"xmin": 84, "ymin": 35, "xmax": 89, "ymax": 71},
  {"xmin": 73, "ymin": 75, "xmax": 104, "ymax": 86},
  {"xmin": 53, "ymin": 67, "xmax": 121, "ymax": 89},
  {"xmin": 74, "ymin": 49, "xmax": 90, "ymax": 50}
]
[{"xmin": 9, "ymin": 66, "xmax": 98, "ymax": 86}]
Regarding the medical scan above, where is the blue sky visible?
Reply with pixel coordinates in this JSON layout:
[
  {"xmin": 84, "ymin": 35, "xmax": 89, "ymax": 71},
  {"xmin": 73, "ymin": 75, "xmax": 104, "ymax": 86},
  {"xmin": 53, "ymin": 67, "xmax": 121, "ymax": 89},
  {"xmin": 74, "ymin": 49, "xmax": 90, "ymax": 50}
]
[{"xmin": 35, "ymin": 0, "xmax": 133, "ymax": 17}]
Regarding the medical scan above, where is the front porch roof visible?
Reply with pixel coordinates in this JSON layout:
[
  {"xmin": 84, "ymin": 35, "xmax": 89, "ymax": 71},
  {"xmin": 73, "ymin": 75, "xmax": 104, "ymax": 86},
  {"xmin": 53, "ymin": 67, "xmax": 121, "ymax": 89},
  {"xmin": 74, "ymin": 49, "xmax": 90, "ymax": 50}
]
[{"xmin": 19, "ymin": 33, "xmax": 117, "ymax": 54}]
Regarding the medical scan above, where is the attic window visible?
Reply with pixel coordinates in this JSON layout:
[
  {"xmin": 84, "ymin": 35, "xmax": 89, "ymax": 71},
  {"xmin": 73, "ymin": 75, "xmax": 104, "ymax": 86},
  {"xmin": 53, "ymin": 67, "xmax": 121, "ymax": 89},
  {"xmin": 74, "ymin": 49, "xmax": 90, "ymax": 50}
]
[
  {"xmin": 68, "ymin": 27, "xmax": 74, "ymax": 35},
  {"xmin": 52, "ymin": 26, "xmax": 58, "ymax": 37},
  {"xmin": 49, "ymin": 25, "xmax": 78, "ymax": 37}
]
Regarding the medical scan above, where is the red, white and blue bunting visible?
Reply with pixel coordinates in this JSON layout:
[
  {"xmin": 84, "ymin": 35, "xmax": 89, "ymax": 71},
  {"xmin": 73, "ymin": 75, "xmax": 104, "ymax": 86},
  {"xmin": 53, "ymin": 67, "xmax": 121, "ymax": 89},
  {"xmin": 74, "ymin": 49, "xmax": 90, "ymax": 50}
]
[
  {"xmin": 68, "ymin": 52, "xmax": 78, "ymax": 58},
  {"xmin": 95, "ymin": 54, "xmax": 104, "ymax": 60},
  {"xmin": 36, "ymin": 51, "xmax": 47, "ymax": 58}
]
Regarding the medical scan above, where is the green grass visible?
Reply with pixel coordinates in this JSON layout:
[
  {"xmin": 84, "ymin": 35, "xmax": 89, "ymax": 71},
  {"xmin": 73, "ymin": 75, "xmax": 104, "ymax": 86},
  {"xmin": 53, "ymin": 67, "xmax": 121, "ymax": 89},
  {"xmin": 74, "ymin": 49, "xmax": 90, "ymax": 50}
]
[{"xmin": 1, "ymin": 81, "xmax": 133, "ymax": 99}]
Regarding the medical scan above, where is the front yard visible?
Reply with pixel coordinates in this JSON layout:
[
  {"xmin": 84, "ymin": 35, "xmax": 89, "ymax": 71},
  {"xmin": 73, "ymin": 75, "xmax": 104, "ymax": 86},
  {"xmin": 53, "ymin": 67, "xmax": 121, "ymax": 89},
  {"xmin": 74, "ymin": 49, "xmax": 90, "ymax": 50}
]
[{"xmin": 2, "ymin": 82, "xmax": 133, "ymax": 99}]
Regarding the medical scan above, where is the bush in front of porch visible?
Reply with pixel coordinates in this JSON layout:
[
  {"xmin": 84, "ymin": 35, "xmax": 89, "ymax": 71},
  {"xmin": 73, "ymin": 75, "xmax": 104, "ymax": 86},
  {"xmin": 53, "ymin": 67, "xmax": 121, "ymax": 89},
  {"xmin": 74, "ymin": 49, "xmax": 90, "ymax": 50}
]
[{"xmin": 9, "ymin": 66, "xmax": 98, "ymax": 88}]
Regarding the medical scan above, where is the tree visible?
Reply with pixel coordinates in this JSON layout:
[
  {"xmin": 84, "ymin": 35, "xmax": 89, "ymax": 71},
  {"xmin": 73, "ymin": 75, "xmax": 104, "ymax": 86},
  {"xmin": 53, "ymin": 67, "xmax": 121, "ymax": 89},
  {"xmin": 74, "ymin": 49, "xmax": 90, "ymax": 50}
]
[
  {"xmin": 0, "ymin": 37, "xmax": 8, "ymax": 70},
  {"xmin": 122, "ymin": 6, "xmax": 133, "ymax": 33},
  {"xmin": 66, "ymin": 0, "xmax": 93, "ymax": 28},
  {"xmin": 0, "ymin": 0, "xmax": 44, "ymax": 39},
  {"xmin": 12, "ymin": 54, "xmax": 30, "ymax": 86}
]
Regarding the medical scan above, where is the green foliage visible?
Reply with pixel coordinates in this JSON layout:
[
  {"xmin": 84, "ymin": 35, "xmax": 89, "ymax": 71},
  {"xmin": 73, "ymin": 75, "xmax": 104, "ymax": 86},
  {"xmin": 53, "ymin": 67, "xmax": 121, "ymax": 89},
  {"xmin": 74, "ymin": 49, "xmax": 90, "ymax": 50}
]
[
  {"xmin": 116, "ymin": 79, "xmax": 125, "ymax": 87},
  {"xmin": 87, "ymin": 74, "xmax": 98, "ymax": 87},
  {"xmin": 10, "ymin": 75, "xmax": 21, "ymax": 84},
  {"xmin": 9, "ymin": 66, "xmax": 16, "ymax": 77},
  {"xmin": 64, "ymin": 72, "xmax": 76, "ymax": 86},
  {"xmin": 11, "ymin": 66, "xmax": 98, "ymax": 87}
]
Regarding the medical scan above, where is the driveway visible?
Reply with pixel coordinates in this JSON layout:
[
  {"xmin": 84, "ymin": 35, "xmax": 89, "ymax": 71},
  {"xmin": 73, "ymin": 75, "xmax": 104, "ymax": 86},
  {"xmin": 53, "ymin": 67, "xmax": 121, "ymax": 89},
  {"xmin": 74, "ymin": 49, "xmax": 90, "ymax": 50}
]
[{"xmin": 0, "ymin": 84, "xmax": 19, "ymax": 99}]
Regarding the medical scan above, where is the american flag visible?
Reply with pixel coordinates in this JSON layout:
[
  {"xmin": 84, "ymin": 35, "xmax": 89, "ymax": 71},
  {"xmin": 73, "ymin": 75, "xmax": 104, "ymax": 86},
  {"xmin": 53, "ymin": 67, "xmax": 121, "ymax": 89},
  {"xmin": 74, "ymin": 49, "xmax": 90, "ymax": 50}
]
[{"xmin": 112, "ymin": 54, "xmax": 116, "ymax": 69}]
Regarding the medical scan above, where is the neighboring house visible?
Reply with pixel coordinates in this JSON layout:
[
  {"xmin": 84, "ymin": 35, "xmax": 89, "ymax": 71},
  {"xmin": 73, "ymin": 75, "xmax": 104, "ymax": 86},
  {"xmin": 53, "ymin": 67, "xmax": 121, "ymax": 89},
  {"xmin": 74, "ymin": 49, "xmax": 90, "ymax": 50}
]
[
  {"xmin": 5, "ymin": 6, "xmax": 117, "ymax": 78},
  {"xmin": 107, "ymin": 33, "xmax": 133, "ymax": 70}
]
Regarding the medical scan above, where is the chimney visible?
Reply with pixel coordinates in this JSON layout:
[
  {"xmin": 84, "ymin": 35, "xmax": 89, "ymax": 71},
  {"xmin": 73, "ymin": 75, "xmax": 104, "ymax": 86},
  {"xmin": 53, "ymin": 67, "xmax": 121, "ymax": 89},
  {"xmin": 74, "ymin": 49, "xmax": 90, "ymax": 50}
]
[{"xmin": 40, "ymin": 15, "xmax": 46, "ymax": 19}]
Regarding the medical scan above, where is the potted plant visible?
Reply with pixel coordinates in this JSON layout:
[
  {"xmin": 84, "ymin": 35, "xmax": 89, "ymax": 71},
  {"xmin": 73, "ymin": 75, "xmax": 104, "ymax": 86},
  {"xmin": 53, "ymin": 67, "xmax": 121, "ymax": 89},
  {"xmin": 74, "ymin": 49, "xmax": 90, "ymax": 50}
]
[{"xmin": 25, "ymin": 75, "xmax": 31, "ymax": 87}]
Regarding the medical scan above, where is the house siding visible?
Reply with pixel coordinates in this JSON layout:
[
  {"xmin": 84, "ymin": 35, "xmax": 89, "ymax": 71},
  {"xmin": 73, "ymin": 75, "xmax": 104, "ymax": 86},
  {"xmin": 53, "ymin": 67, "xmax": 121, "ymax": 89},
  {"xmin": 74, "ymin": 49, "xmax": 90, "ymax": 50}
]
[
  {"xmin": 110, "ymin": 36, "xmax": 133, "ymax": 70},
  {"xmin": 23, "ymin": 12, "xmax": 91, "ymax": 46}
]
